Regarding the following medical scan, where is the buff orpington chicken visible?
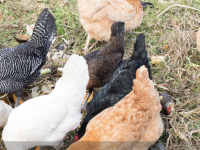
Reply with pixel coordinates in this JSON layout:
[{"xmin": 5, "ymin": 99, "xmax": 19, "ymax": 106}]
[
  {"xmin": 2, "ymin": 54, "xmax": 89, "ymax": 150},
  {"xmin": 68, "ymin": 65, "xmax": 164, "ymax": 150},
  {"xmin": 78, "ymin": 0, "xmax": 153, "ymax": 53}
]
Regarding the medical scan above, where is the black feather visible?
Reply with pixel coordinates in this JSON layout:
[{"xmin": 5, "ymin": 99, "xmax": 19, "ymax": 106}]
[
  {"xmin": 141, "ymin": 2, "xmax": 154, "ymax": 9},
  {"xmin": 77, "ymin": 34, "xmax": 152, "ymax": 139},
  {"xmin": 83, "ymin": 22, "xmax": 125, "ymax": 91}
]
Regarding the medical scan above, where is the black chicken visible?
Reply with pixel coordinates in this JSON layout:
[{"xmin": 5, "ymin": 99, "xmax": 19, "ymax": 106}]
[
  {"xmin": 82, "ymin": 21, "xmax": 125, "ymax": 111},
  {"xmin": 74, "ymin": 33, "xmax": 152, "ymax": 141}
]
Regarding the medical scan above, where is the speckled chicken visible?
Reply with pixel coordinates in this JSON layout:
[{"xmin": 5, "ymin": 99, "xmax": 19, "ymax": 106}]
[
  {"xmin": 2, "ymin": 54, "xmax": 89, "ymax": 150},
  {"xmin": 197, "ymin": 28, "xmax": 200, "ymax": 51},
  {"xmin": 0, "ymin": 100, "xmax": 13, "ymax": 127},
  {"xmin": 78, "ymin": 0, "xmax": 152, "ymax": 53},
  {"xmin": 75, "ymin": 33, "xmax": 152, "ymax": 140},
  {"xmin": 0, "ymin": 8, "xmax": 57, "ymax": 108},
  {"xmin": 68, "ymin": 65, "xmax": 164, "ymax": 150},
  {"xmin": 81, "ymin": 21, "xmax": 125, "ymax": 111}
]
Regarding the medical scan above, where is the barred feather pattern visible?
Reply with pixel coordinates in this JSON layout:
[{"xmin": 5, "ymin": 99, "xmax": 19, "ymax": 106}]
[{"xmin": 0, "ymin": 8, "xmax": 57, "ymax": 94}]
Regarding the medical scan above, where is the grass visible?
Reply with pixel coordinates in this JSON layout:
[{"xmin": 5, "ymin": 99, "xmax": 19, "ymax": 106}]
[{"xmin": 0, "ymin": 0, "xmax": 200, "ymax": 150}]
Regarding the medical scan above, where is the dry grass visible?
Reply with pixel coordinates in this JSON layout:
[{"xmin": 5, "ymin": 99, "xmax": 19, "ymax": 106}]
[{"xmin": 0, "ymin": 0, "xmax": 200, "ymax": 150}]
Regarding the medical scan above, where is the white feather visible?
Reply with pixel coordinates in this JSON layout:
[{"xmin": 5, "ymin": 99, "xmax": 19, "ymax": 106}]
[
  {"xmin": 2, "ymin": 54, "xmax": 89, "ymax": 150},
  {"xmin": 0, "ymin": 101, "xmax": 13, "ymax": 127}
]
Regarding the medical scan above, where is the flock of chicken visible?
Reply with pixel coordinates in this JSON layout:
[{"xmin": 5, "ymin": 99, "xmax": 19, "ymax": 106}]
[{"xmin": 0, "ymin": 0, "xmax": 200, "ymax": 150}]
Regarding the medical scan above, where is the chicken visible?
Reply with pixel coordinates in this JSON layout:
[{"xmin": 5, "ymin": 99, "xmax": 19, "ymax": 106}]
[
  {"xmin": 2, "ymin": 54, "xmax": 89, "ymax": 150},
  {"xmin": 78, "ymin": 0, "xmax": 152, "ymax": 53},
  {"xmin": 197, "ymin": 28, "xmax": 200, "ymax": 51},
  {"xmin": 0, "ymin": 8, "xmax": 57, "ymax": 108},
  {"xmin": 68, "ymin": 65, "xmax": 164, "ymax": 150},
  {"xmin": 81, "ymin": 21, "xmax": 125, "ymax": 111},
  {"xmin": 0, "ymin": 100, "xmax": 13, "ymax": 127},
  {"xmin": 159, "ymin": 93, "xmax": 175, "ymax": 115},
  {"xmin": 75, "ymin": 33, "xmax": 152, "ymax": 140}
]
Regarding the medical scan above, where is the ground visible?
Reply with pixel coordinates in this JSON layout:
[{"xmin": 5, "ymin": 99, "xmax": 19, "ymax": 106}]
[{"xmin": 0, "ymin": 0, "xmax": 200, "ymax": 150}]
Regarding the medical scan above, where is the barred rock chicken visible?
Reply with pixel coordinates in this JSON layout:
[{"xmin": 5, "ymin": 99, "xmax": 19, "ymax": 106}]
[
  {"xmin": 197, "ymin": 28, "xmax": 200, "ymax": 51},
  {"xmin": 78, "ymin": 0, "xmax": 153, "ymax": 53},
  {"xmin": 75, "ymin": 33, "xmax": 152, "ymax": 140},
  {"xmin": 0, "ymin": 8, "xmax": 57, "ymax": 108},
  {"xmin": 81, "ymin": 21, "xmax": 125, "ymax": 111},
  {"xmin": 0, "ymin": 100, "xmax": 13, "ymax": 127},
  {"xmin": 68, "ymin": 66, "xmax": 164, "ymax": 150},
  {"xmin": 2, "ymin": 54, "xmax": 89, "ymax": 150}
]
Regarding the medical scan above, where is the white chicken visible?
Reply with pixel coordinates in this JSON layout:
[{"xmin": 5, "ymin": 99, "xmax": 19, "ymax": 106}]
[
  {"xmin": 0, "ymin": 100, "xmax": 13, "ymax": 127},
  {"xmin": 2, "ymin": 54, "xmax": 89, "ymax": 150}
]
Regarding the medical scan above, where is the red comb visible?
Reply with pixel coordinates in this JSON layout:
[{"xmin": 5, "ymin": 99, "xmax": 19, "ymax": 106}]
[
  {"xmin": 74, "ymin": 134, "xmax": 79, "ymax": 142},
  {"xmin": 167, "ymin": 105, "xmax": 171, "ymax": 115}
]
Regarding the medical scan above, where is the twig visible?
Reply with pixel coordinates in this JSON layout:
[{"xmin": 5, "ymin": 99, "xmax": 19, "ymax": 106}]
[
  {"xmin": 28, "ymin": 78, "xmax": 49, "ymax": 87},
  {"xmin": 0, "ymin": 42, "xmax": 12, "ymax": 48},
  {"xmin": 89, "ymin": 40, "xmax": 98, "ymax": 51},
  {"xmin": 156, "ymin": 84, "xmax": 179, "ymax": 94},
  {"xmin": 157, "ymin": 4, "xmax": 200, "ymax": 18},
  {"xmin": 0, "ymin": 93, "xmax": 8, "ymax": 99},
  {"xmin": 0, "ymin": 24, "xmax": 18, "ymax": 28},
  {"xmin": 178, "ymin": 98, "xmax": 196, "ymax": 109},
  {"xmin": 6, "ymin": 95, "xmax": 12, "ymax": 108},
  {"xmin": 57, "ymin": 33, "xmax": 69, "ymax": 38},
  {"xmin": 189, "ymin": 130, "xmax": 200, "ymax": 135}
]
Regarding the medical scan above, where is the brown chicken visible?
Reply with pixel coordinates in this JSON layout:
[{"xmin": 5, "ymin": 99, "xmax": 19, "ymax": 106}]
[
  {"xmin": 197, "ymin": 28, "xmax": 200, "ymax": 51},
  {"xmin": 67, "ymin": 66, "xmax": 164, "ymax": 150},
  {"xmin": 81, "ymin": 21, "xmax": 125, "ymax": 111},
  {"xmin": 78, "ymin": 0, "xmax": 152, "ymax": 54}
]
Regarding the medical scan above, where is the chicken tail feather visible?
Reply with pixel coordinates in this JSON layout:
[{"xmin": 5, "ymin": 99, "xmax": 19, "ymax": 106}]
[
  {"xmin": 132, "ymin": 34, "xmax": 152, "ymax": 79},
  {"xmin": 30, "ymin": 8, "xmax": 57, "ymax": 48},
  {"xmin": 133, "ymin": 65, "xmax": 161, "ymax": 116}
]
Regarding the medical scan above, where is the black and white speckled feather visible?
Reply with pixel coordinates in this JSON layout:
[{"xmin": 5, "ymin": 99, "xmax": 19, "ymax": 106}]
[
  {"xmin": 0, "ymin": 8, "xmax": 57, "ymax": 94},
  {"xmin": 77, "ymin": 34, "xmax": 152, "ymax": 139}
]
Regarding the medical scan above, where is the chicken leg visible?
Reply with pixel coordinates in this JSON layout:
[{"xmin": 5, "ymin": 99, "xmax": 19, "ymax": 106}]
[
  {"xmin": 81, "ymin": 92, "xmax": 92, "ymax": 112},
  {"xmin": 83, "ymin": 34, "xmax": 91, "ymax": 55},
  {"xmin": 13, "ymin": 89, "xmax": 23, "ymax": 108}
]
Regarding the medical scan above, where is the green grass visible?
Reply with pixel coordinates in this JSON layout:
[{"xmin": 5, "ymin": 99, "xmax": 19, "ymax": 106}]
[{"xmin": 0, "ymin": 0, "xmax": 200, "ymax": 150}]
